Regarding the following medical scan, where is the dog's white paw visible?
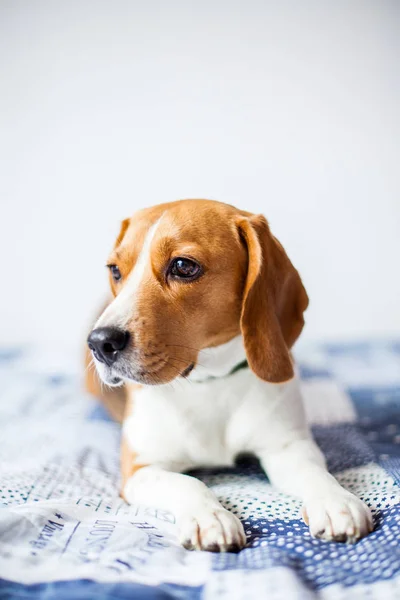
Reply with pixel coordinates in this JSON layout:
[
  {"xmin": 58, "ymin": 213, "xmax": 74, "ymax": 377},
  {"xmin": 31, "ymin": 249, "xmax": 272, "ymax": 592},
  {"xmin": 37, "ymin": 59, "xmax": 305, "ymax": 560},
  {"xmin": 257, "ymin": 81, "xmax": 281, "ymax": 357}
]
[
  {"xmin": 179, "ymin": 508, "xmax": 246, "ymax": 552},
  {"xmin": 302, "ymin": 491, "xmax": 373, "ymax": 543}
]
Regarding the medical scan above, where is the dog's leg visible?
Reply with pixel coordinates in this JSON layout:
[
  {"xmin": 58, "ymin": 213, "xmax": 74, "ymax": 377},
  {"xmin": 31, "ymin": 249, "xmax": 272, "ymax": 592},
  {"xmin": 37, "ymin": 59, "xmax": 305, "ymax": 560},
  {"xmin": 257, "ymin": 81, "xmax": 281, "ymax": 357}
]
[
  {"xmin": 123, "ymin": 464, "xmax": 246, "ymax": 552},
  {"xmin": 258, "ymin": 439, "xmax": 373, "ymax": 542}
]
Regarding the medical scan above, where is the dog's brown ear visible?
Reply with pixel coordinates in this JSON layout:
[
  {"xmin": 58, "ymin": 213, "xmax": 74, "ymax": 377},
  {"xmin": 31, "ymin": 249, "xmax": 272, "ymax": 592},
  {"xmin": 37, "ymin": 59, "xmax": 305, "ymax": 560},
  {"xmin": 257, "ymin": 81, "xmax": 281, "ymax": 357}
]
[
  {"xmin": 237, "ymin": 215, "xmax": 309, "ymax": 383},
  {"xmin": 115, "ymin": 218, "xmax": 131, "ymax": 247}
]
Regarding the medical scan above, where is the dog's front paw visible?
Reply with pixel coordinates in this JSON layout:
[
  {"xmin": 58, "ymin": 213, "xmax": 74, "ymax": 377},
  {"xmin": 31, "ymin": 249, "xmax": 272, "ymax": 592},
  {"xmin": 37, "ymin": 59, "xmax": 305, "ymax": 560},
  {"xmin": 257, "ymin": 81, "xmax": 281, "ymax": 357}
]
[
  {"xmin": 179, "ymin": 508, "xmax": 246, "ymax": 552},
  {"xmin": 302, "ymin": 491, "xmax": 373, "ymax": 543}
]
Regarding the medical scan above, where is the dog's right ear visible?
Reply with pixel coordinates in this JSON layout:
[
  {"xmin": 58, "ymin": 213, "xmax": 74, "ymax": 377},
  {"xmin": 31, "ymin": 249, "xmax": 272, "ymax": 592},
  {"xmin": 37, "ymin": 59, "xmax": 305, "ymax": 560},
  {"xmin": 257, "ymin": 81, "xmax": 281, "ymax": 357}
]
[{"xmin": 115, "ymin": 218, "xmax": 131, "ymax": 247}]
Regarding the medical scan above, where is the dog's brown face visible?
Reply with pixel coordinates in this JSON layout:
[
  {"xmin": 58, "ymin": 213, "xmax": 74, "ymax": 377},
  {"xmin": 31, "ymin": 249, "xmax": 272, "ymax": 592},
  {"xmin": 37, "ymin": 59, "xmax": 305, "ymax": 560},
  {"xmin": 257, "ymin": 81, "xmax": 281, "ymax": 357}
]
[{"xmin": 87, "ymin": 199, "xmax": 308, "ymax": 386}]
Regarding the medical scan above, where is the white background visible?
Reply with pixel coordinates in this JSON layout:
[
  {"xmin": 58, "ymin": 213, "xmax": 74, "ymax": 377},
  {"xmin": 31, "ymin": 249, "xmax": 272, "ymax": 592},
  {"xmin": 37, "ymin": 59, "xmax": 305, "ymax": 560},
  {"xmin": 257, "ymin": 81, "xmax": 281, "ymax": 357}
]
[{"xmin": 1, "ymin": 1, "xmax": 399, "ymax": 352}]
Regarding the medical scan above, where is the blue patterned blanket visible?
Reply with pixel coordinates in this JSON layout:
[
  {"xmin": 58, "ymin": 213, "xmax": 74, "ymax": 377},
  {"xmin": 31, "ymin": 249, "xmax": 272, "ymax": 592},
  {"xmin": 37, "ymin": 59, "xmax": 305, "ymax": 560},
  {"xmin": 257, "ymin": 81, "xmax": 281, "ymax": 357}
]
[{"xmin": 0, "ymin": 342, "xmax": 399, "ymax": 599}]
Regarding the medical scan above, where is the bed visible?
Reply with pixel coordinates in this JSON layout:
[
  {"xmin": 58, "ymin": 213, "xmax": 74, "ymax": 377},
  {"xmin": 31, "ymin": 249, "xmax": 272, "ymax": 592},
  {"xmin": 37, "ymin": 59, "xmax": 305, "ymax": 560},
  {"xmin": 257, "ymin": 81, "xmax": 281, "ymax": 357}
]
[{"xmin": 0, "ymin": 341, "xmax": 399, "ymax": 599}]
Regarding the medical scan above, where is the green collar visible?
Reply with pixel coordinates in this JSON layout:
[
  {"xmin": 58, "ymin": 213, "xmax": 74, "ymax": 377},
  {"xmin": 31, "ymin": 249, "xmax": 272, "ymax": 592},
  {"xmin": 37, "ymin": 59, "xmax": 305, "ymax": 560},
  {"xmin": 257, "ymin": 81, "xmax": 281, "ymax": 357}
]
[
  {"xmin": 228, "ymin": 359, "xmax": 249, "ymax": 376},
  {"xmin": 196, "ymin": 359, "xmax": 249, "ymax": 383}
]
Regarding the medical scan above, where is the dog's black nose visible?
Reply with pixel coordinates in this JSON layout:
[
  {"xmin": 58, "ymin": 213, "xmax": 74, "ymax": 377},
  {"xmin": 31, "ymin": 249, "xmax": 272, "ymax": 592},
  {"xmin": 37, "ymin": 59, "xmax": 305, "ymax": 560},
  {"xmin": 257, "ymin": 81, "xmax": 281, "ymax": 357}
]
[{"xmin": 87, "ymin": 327, "xmax": 129, "ymax": 366}]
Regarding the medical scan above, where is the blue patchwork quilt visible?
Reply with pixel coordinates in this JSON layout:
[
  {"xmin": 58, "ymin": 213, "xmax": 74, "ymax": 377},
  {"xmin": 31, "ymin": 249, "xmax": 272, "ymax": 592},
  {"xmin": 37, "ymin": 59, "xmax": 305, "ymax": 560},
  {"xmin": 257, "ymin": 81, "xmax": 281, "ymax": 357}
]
[{"xmin": 0, "ymin": 342, "xmax": 399, "ymax": 599}]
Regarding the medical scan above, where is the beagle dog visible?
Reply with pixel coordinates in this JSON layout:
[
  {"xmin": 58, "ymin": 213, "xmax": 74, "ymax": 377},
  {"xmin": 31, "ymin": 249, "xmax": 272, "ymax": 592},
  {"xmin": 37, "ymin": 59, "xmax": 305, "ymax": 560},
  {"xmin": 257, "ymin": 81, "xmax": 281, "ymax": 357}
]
[{"xmin": 86, "ymin": 199, "xmax": 373, "ymax": 552}]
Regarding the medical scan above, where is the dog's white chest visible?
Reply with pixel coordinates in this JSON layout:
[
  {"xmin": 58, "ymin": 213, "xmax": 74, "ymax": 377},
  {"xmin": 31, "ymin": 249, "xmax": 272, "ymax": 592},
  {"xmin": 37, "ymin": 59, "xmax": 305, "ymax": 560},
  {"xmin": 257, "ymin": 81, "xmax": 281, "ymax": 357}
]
[
  {"xmin": 123, "ymin": 376, "xmax": 242, "ymax": 469},
  {"xmin": 123, "ymin": 370, "xmax": 307, "ymax": 470}
]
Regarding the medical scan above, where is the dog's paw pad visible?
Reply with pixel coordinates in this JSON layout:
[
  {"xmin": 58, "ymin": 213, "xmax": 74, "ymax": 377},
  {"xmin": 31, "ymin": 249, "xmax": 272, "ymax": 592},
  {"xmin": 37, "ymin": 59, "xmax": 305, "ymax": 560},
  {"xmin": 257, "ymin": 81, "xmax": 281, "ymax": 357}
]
[
  {"xmin": 302, "ymin": 492, "xmax": 373, "ymax": 543},
  {"xmin": 179, "ymin": 508, "xmax": 246, "ymax": 552}
]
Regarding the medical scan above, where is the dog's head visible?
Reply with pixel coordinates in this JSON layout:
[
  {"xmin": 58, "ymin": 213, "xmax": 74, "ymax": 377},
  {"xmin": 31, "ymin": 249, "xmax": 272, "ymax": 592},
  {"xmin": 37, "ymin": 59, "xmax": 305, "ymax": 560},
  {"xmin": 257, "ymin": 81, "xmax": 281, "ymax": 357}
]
[{"xmin": 87, "ymin": 199, "xmax": 308, "ymax": 386}]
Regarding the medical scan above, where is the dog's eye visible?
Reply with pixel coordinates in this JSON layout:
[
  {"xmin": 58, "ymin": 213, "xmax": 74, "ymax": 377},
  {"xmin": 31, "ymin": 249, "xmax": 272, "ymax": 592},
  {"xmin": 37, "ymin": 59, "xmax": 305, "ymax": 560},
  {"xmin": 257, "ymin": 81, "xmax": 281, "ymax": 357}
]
[
  {"xmin": 169, "ymin": 258, "xmax": 202, "ymax": 281},
  {"xmin": 108, "ymin": 264, "xmax": 122, "ymax": 282}
]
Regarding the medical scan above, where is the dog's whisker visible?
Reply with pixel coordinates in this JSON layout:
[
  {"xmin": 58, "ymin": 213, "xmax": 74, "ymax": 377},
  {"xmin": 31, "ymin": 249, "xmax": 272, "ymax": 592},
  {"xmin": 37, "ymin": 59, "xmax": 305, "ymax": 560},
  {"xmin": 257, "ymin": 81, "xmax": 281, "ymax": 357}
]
[
  {"xmin": 84, "ymin": 357, "xmax": 96, "ymax": 375},
  {"xmin": 164, "ymin": 361, "xmax": 193, "ymax": 386},
  {"xmin": 165, "ymin": 355, "xmax": 207, "ymax": 370},
  {"xmin": 165, "ymin": 343, "xmax": 210, "ymax": 354}
]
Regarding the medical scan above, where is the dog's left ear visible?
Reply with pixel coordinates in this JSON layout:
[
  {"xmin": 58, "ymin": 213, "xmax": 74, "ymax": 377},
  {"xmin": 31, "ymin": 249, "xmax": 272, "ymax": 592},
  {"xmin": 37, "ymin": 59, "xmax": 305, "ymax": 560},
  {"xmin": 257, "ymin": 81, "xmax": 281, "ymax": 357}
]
[{"xmin": 237, "ymin": 214, "xmax": 309, "ymax": 383}]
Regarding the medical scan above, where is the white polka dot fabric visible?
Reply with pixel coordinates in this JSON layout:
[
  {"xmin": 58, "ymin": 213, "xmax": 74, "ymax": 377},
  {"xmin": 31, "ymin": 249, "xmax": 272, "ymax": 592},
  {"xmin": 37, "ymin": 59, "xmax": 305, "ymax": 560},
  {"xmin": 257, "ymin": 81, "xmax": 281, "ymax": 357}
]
[{"xmin": 0, "ymin": 343, "xmax": 399, "ymax": 599}]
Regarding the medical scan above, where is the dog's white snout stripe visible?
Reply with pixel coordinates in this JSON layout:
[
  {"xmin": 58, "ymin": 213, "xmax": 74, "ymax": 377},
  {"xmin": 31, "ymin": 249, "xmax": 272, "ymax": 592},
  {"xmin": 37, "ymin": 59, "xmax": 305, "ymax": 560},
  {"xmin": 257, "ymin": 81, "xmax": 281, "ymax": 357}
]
[{"xmin": 96, "ymin": 217, "xmax": 163, "ymax": 329}]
